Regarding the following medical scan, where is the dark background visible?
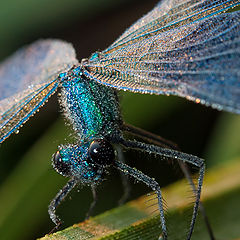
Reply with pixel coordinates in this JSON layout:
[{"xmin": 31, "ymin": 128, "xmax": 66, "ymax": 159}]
[{"xmin": 0, "ymin": 0, "xmax": 240, "ymax": 239}]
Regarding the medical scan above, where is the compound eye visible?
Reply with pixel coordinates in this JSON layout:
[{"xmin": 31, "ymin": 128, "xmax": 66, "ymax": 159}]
[
  {"xmin": 88, "ymin": 139, "xmax": 115, "ymax": 166},
  {"xmin": 53, "ymin": 151, "xmax": 71, "ymax": 177}
]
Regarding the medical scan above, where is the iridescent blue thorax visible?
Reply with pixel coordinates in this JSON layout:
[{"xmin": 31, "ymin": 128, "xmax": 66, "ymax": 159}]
[{"xmin": 58, "ymin": 66, "xmax": 121, "ymax": 141}]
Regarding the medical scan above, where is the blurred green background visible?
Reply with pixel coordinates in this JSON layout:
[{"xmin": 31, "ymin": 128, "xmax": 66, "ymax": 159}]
[{"xmin": 0, "ymin": 0, "xmax": 240, "ymax": 239}]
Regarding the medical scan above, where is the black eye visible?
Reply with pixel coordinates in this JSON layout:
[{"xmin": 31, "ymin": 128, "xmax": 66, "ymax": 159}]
[
  {"xmin": 88, "ymin": 139, "xmax": 115, "ymax": 166},
  {"xmin": 53, "ymin": 151, "xmax": 71, "ymax": 177}
]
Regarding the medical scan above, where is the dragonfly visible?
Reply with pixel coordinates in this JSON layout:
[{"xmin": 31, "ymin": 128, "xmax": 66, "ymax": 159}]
[{"xmin": 0, "ymin": 0, "xmax": 240, "ymax": 239}]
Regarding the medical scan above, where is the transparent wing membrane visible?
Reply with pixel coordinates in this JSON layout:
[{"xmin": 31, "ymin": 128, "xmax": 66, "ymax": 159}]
[
  {"xmin": 0, "ymin": 40, "xmax": 78, "ymax": 143},
  {"xmin": 84, "ymin": 0, "xmax": 240, "ymax": 114},
  {"xmin": 1, "ymin": 2, "xmax": 239, "ymax": 239},
  {"xmin": 107, "ymin": 0, "xmax": 239, "ymax": 52}
]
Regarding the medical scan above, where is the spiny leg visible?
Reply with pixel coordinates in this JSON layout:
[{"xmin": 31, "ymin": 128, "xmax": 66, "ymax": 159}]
[
  {"xmin": 123, "ymin": 123, "xmax": 178, "ymax": 149},
  {"xmin": 123, "ymin": 123, "xmax": 215, "ymax": 240},
  {"xmin": 114, "ymin": 161, "xmax": 167, "ymax": 240},
  {"xmin": 85, "ymin": 185, "xmax": 98, "ymax": 219},
  {"xmin": 115, "ymin": 145, "xmax": 131, "ymax": 205},
  {"xmin": 116, "ymin": 136, "xmax": 205, "ymax": 240},
  {"xmin": 48, "ymin": 178, "xmax": 78, "ymax": 233},
  {"xmin": 178, "ymin": 160, "xmax": 215, "ymax": 239}
]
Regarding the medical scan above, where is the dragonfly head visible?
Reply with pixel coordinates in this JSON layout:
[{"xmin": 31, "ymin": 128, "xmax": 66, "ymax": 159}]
[{"xmin": 52, "ymin": 139, "xmax": 115, "ymax": 184}]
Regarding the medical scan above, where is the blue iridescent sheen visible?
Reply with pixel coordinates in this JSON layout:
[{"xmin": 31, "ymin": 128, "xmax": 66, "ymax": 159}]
[
  {"xmin": 59, "ymin": 66, "xmax": 121, "ymax": 140},
  {"xmin": 0, "ymin": 0, "xmax": 240, "ymax": 239},
  {"xmin": 56, "ymin": 144, "xmax": 102, "ymax": 183},
  {"xmin": 89, "ymin": 52, "xmax": 100, "ymax": 61}
]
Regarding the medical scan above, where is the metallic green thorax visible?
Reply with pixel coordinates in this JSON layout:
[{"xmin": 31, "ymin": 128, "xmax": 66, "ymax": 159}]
[{"xmin": 59, "ymin": 66, "xmax": 121, "ymax": 140}]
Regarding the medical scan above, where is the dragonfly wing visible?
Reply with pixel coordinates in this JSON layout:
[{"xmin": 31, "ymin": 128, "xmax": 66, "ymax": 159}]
[
  {"xmin": 0, "ymin": 39, "xmax": 78, "ymax": 143},
  {"xmin": 83, "ymin": 0, "xmax": 240, "ymax": 114},
  {"xmin": 107, "ymin": 0, "xmax": 240, "ymax": 50}
]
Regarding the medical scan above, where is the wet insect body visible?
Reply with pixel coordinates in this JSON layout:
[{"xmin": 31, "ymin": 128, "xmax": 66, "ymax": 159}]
[{"xmin": 0, "ymin": 0, "xmax": 240, "ymax": 239}]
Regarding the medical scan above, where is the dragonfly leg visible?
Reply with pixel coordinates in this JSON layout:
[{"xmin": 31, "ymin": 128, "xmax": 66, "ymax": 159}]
[
  {"xmin": 114, "ymin": 160, "xmax": 167, "ymax": 240},
  {"xmin": 123, "ymin": 123, "xmax": 178, "ymax": 149},
  {"xmin": 116, "ymin": 136, "xmax": 205, "ymax": 240},
  {"xmin": 48, "ymin": 178, "xmax": 78, "ymax": 232},
  {"xmin": 85, "ymin": 185, "xmax": 98, "ymax": 219},
  {"xmin": 178, "ymin": 161, "xmax": 215, "ymax": 240},
  {"xmin": 115, "ymin": 145, "xmax": 131, "ymax": 205},
  {"xmin": 123, "ymin": 123, "xmax": 215, "ymax": 240}
]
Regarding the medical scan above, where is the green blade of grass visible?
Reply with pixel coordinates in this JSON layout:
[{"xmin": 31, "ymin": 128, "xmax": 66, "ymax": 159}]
[
  {"xmin": 0, "ymin": 119, "xmax": 68, "ymax": 240},
  {"xmin": 39, "ymin": 158, "xmax": 240, "ymax": 240},
  {"xmin": 205, "ymin": 113, "xmax": 240, "ymax": 167}
]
